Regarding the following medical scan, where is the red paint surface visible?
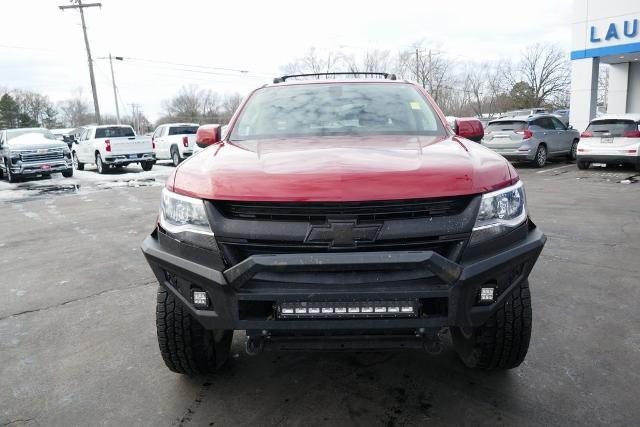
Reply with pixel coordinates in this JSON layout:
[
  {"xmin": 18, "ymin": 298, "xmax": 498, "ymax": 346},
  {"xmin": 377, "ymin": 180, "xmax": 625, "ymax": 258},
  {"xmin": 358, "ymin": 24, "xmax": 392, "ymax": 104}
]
[{"xmin": 172, "ymin": 135, "xmax": 517, "ymax": 201}]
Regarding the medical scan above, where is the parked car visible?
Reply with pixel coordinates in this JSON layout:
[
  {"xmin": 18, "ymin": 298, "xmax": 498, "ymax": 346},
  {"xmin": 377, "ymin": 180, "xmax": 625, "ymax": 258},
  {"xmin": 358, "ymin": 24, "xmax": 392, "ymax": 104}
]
[
  {"xmin": 0, "ymin": 128, "xmax": 74, "ymax": 182},
  {"xmin": 50, "ymin": 128, "xmax": 76, "ymax": 148},
  {"xmin": 151, "ymin": 123, "xmax": 199, "ymax": 166},
  {"xmin": 552, "ymin": 109, "xmax": 570, "ymax": 126},
  {"xmin": 576, "ymin": 114, "xmax": 640, "ymax": 171},
  {"xmin": 141, "ymin": 72, "xmax": 546, "ymax": 375},
  {"xmin": 446, "ymin": 116, "xmax": 484, "ymax": 142},
  {"xmin": 481, "ymin": 114, "xmax": 580, "ymax": 167},
  {"xmin": 71, "ymin": 125, "xmax": 155, "ymax": 174}
]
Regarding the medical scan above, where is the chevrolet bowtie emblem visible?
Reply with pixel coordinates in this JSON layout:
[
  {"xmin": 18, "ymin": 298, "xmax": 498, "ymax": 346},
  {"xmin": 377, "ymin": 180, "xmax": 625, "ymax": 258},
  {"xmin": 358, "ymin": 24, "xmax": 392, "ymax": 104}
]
[{"xmin": 305, "ymin": 221, "xmax": 381, "ymax": 247}]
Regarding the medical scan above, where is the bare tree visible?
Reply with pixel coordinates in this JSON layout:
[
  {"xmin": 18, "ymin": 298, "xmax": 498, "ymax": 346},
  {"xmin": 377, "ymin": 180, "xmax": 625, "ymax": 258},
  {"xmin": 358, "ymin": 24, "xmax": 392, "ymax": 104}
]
[
  {"xmin": 282, "ymin": 47, "xmax": 340, "ymax": 75},
  {"xmin": 397, "ymin": 44, "xmax": 454, "ymax": 103},
  {"xmin": 341, "ymin": 49, "xmax": 391, "ymax": 73},
  {"xmin": 220, "ymin": 93, "xmax": 243, "ymax": 122},
  {"xmin": 58, "ymin": 88, "xmax": 92, "ymax": 127},
  {"xmin": 507, "ymin": 43, "xmax": 570, "ymax": 107}
]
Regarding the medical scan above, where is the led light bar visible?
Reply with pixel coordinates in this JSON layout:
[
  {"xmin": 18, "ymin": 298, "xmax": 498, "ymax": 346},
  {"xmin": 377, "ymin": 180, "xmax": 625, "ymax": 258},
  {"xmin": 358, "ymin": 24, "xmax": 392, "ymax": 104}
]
[{"xmin": 277, "ymin": 301, "xmax": 418, "ymax": 319}]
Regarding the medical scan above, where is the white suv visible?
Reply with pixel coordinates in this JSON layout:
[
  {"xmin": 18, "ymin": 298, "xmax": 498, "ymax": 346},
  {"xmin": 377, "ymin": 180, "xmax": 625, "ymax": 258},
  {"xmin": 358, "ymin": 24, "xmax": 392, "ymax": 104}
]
[
  {"xmin": 577, "ymin": 114, "xmax": 640, "ymax": 171},
  {"xmin": 151, "ymin": 123, "xmax": 199, "ymax": 166}
]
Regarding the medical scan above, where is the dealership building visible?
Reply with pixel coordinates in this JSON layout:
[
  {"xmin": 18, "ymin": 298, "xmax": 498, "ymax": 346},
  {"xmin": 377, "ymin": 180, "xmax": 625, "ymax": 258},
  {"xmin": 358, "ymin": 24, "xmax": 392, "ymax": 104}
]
[{"xmin": 570, "ymin": 0, "xmax": 640, "ymax": 130}]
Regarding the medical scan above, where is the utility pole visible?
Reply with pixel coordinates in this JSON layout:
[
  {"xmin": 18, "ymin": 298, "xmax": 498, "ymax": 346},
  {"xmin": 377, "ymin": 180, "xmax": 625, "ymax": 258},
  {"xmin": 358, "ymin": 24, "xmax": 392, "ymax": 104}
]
[
  {"xmin": 109, "ymin": 54, "xmax": 121, "ymax": 124},
  {"xmin": 59, "ymin": 0, "xmax": 102, "ymax": 124}
]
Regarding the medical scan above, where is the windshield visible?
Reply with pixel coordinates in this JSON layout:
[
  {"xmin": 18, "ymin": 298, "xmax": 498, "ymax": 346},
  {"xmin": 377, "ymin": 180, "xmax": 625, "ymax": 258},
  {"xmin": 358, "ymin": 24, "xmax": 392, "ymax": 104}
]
[
  {"xmin": 168, "ymin": 126, "xmax": 198, "ymax": 136},
  {"xmin": 486, "ymin": 121, "xmax": 527, "ymax": 132},
  {"xmin": 586, "ymin": 120, "xmax": 639, "ymax": 137},
  {"xmin": 229, "ymin": 83, "xmax": 445, "ymax": 140},
  {"xmin": 6, "ymin": 128, "xmax": 57, "ymax": 141},
  {"xmin": 95, "ymin": 126, "xmax": 135, "ymax": 138}
]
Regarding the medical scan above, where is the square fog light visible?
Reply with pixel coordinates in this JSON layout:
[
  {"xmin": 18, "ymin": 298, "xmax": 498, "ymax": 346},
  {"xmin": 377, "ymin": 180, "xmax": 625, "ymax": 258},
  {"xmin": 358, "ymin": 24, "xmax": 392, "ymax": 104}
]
[
  {"xmin": 192, "ymin": 290, "xmax": 208, "ymax": 307},
  {"xmin": 479, "ymin": 287, "xmax": 495, "ymax": 302}
]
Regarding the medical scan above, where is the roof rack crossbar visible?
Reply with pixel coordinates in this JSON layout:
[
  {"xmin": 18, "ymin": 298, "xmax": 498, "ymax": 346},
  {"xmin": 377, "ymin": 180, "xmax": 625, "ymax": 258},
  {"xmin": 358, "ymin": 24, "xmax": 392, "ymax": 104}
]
[{"xmin": 273, "ymin": 72, "xmax": 397, "ymax": 83}]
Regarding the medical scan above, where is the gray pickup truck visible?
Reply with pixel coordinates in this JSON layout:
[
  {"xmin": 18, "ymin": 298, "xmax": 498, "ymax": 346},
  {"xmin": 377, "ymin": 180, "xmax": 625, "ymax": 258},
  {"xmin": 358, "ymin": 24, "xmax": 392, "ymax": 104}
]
[{"xmin": 0, "ymin": 128, "xmax": 74, "ymax": 182}]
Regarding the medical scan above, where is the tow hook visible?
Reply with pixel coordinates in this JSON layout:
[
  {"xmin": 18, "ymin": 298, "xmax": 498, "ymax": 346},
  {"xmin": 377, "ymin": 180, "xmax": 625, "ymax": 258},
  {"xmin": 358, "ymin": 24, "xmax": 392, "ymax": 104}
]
[
  {"xmin": 417, "ymin": 327, "xmax": 445, "ymax": 354},
  {"xmin": 246, "ymin": 330, "xmax": 269, "ymax": 355}
]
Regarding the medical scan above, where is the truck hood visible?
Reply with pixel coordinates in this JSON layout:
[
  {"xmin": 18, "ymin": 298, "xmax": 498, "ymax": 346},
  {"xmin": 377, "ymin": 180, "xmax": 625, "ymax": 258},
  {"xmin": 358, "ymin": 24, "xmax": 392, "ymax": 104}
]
[
  {"xmin": 172, "ymin": 135, "xmax": 517, "ymax": 202},
  {"xmin": 7, "ymin": 133, "xmax": 67, "ymax": 151}
]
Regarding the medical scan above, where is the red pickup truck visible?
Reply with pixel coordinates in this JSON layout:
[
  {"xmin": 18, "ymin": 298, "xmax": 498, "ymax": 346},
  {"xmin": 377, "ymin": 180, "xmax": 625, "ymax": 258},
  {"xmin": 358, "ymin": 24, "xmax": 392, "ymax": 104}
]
[{"xmin": 142, "ymin": 73, "xmax": 545, "ymax": 375}]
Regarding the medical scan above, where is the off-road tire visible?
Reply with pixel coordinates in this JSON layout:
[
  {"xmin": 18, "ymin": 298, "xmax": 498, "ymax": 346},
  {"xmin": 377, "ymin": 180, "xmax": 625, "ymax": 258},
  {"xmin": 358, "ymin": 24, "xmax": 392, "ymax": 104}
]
[
  {"xmin": 156, "ymin": 287, "xmax": 233, "ymax": 376},
  {"xmin": 73, "ymin": 152, "xmax": 84, "ymax": 170},
  {"xmin": 577, "ymin": 160, "xmax": 590, "ymax": 170},
  {"xmin": 451, "ymin": 279, "xmax": 532, "ymax": 370},
  {"xmin": 62, "ymin": 168, "xmax": 74, "ymax": 178},
  {"xmin": 141, "ymin": 161, "xmax": 154, "ymax": 171},
  {"xmin": 96, "ymin": 153, "xmax": 107, "ymax": 174},
  {"xmin": 532, "ymin": 145, "xmax": 547, "ymax": 168},
  {"xmin": 171, "ymin": 146, "xmax": 181, "ymax": 167}
]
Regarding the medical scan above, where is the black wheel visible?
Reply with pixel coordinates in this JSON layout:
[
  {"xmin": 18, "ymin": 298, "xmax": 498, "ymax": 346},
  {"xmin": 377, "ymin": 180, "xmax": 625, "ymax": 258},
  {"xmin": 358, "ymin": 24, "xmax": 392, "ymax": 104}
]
[
  {"xmin": 73, "ymin": 152, "xmax": 84, "ymax": 170},
  {"xmin": 577, "ymin": 160, "xmax": 590, "ymax": 170},
  {"xmin": 6, "ymin": 160, "xmax": 20, "ymax": 183},
  {"xmin": 96, "ymin": 153, "xmax": 108, "ymax": 174},
  {"xmin": 62, "ymin": 168, "xmax": 74, "ymax": 178},
  {"xmin": 156, "ymin": 287, "xmax": 233, "ymax": 376},
  {"xmin": 568, "ymin": 139, "xmax": 579, "ymax": 161},
  {"xmin": 141, "ymin": 161, "xmax": 154, "ymax": 171},
  {"xmin": 451, "ymin": 280, "xmax": 532, "ymax": 370},
  {"xmin": 171, "ymin": 146, "xmax": 181, "ymax": 167},
  {"xmin": 531, "ymin": 145, "xmax": 547, "ymax": 168}
]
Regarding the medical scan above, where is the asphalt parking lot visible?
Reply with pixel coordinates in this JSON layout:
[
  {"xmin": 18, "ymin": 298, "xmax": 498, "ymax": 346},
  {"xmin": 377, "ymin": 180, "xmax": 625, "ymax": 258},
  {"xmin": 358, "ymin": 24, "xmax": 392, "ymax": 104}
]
[{"xmin": 1, "ymin": 161, "xmax": 639, "ymax": 426}]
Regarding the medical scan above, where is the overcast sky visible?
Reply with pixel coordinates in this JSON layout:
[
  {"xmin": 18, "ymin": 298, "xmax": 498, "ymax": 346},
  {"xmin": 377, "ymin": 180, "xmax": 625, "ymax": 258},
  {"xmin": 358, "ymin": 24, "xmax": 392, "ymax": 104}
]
[{"xmin": 0, "ymin": 0, "xmax": 573, "ymax": 121}]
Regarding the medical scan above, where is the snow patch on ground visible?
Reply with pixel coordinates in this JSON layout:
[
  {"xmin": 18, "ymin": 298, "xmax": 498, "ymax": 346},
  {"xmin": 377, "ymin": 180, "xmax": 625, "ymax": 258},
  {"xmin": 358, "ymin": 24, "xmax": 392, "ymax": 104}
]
[{"xmin": 0, "ymin": 163, "xmax": 174, "ymax": 203}]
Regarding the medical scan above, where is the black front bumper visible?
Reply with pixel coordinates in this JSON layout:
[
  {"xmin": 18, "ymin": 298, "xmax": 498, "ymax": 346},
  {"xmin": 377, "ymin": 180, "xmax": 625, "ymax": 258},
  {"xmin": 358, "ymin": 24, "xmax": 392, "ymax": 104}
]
[{"xmin": 141, "ymin": 225, "xmax": 546, "ymax": 333}]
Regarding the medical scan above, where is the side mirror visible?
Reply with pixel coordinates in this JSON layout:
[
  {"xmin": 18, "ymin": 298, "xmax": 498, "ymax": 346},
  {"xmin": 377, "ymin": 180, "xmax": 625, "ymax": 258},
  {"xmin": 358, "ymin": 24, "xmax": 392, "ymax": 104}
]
[
  {"xmin": 455, "ymin": 119, "xmax": 484, "ymax": 143},
  {"xmin": 568, "ymin": 125, "xmax": 574, "ymax": 130},
  {"xmin": 196, "ymin": 124, "xmax": 221, "ymax": 149}
]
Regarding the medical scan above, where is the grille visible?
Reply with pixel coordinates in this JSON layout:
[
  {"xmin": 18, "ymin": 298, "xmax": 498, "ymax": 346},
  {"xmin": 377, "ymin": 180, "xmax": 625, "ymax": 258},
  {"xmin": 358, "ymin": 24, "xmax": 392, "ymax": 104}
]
[
  {"xmin": 20, "ymin": 150, "xmax": 65, "ymax": 163},
  {"xmin": 213, "ymin": 197, "xmax": 473, "ymax": 222}
]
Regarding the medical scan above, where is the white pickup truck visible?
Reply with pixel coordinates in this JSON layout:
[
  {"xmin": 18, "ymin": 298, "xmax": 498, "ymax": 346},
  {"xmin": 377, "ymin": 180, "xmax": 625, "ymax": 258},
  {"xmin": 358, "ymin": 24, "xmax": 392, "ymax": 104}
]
[
  {"xmin": 71, "ymin": 125, "xmax": 155, "ymax": 174},
  {"xmin": 151, "ymin": 123, "xmax": 199, "ymax": 166}
]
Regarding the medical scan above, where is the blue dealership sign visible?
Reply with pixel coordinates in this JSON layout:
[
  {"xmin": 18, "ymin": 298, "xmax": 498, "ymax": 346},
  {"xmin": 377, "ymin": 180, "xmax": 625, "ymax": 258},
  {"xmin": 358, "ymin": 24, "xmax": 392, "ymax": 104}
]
[{"xmin": 572, "ymin": 18, "xmax": 640, "ymax": 60}]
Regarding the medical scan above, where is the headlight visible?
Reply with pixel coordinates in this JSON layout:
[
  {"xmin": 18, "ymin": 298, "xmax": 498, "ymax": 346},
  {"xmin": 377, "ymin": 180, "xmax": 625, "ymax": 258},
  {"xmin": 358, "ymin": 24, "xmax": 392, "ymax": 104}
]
[
  {"xmin": 470, "ymin": 181, "xmax": 526, "ymax": 245},
  {"xmin": 159, "ymin": 188, "xmax": 217, "ymax": 249}
]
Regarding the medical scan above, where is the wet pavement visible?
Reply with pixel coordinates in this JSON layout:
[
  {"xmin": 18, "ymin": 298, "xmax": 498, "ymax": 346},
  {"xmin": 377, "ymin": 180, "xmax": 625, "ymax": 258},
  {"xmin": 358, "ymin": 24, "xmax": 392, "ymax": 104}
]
[{"xmin": 1, "ymin": 161, "xmax": 640, "ymax": 426}]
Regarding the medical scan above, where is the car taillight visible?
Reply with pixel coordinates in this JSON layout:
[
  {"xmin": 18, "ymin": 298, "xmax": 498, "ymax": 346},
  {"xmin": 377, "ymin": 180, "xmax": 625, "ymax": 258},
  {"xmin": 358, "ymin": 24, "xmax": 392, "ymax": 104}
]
[
  {"xmin": 580, "ymin": 131, "xmax": 593, "ymax": 138},
  {"xmin": 623, "ymin": 130, "xmax": 640, "ymax": 138},
  {"xmin": 152, "ymin": 137, "xmax": 156, "ymax": 149},
  {"xmin": 516, "ymin": 129, "xmax": 533, "ymax": 140},
  {"xmin": 183, "ymin": 136, "xmax": 189, "ymax": 147},
  {"xmin": 105, "ymin": 139, "xmax": 111, "ymax": 152}
]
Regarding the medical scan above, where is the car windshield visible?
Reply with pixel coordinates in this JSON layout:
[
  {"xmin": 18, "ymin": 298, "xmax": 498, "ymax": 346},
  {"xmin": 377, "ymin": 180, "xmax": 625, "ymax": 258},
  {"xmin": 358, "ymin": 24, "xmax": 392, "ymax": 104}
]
[
  {"xmin": 6, "ymin": 128, "xmax": 57, "ymax": 141},
  {"xmin": 229, "ymin": 83, "xmax": 445, "ymax": 140},
  {"xmin": 486, "ymin": 121, "xmax": 527, "ymax": 132},
  {"xmin": 95, "ymin": 127, "xmax": 135, "ymax": 138},
  {"xmin": 586, "ymin": 120, "xmax": 639, "ymax": 137},
  {"xmin": 168, "ymin": 126, "xmax": 198, "ymax": 136}
]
